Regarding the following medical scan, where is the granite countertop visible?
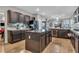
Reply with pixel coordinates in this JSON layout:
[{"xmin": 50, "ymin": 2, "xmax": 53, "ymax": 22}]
[
  {"xmin": 26, "ymin": 30, "xmax": 51, "ymax": 34},
  {"xmin": 70, "ymin": 29, "xmax": 79, "ymax": 36},
  {"xmin": 49, "ymin": 27, "xmax": 70, "ymax": 30},
  {"xmin": 7, "ymin": 27, "xmax": 30, "ymax": 31},
  {"xmin": 49, "ymin": 27, "xmax": 79, "ymax": 36},
  {"xmin": 26, "ymin": 30, "xmax": 45, "ymax": 33}
]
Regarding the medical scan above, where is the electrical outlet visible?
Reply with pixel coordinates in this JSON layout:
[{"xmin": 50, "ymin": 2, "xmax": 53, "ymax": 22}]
[{"xmin": 29, "ymin": 35, "xmax": 31, "ymax": 39}]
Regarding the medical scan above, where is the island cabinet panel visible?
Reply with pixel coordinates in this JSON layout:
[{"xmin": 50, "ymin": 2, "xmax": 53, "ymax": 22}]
[
  {"xmin": 8, "ymin": 30, "xmax": 25, "ymax": 44},
  {"xmin": 40, "ymin": 35, "xmax": 46, "ymax": 51},
  {"xmin": 25, "ymin": 31, "xmax": 52, "ymax": 53},
  {"xmin": 45, "ymin": 31, "xmax": 52, "ymax": 46},
  {"xmin": 25, "ymin": 32, "xmax": 46, "ymax": 52}
]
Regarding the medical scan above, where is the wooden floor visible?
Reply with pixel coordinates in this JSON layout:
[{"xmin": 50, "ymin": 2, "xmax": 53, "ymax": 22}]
[
  {"xmin": 4, "ymin": 37, "xmax": 75, "ymax": 53},
  {"xmin": 0, "ymin": 35, "xmax": 3, "ymax": 52}
]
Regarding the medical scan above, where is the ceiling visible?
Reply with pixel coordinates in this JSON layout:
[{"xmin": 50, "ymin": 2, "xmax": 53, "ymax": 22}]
[{"xmin": 16, "ymin": 6, "xmax": 77, "ymax": 19}]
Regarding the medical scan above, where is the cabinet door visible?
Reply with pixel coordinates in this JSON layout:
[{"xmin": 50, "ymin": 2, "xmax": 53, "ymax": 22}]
[
  {"xmin": 52, "ymin": 29, "xmax": 57, "ymax": 37},
  {"xmin": 21, "ymin": 31, "xmax": 25, "ymax": 40},
  {"xmin": 40, "ymin": 35, "xmax": 45, "ymax": 52},
  {"xmin": 11, "ymin": 12, "xmax": 19, "ymax": 22},
  {"xmin": 8, "ymin": 11, "xmax": 19, "ymax": 23},
  {"xmin": 8, "ymin": 31, "xmax": 12, "ymax": 43},
  {"xmin": 71, "ymin": 37, "xmax": 75, "ymax": 49},
  {"xmin": 19, "ymin": 14, "xmax": 25, "ymax": 23},
  {"xmin": 12, "ymin": 31, "xmax": 22, "ymax": 42},
  {"xmin": 25, "ymin": 33, "xmax": 40, "ymax": 52},
  {"xmin": 58, "ymin": 30, "xmax": 65, "ymax": 38},
  {"xmin": 58, "ymin": 30, "xmax": 69, "ymax": 38},
  {"xmin": 24, "ymin": 15, "xmax": 30, "ymax": 24},
  {"xmin": 48, "ymin": 31, "xmax": 52, "ymax": 43},
  {"xmin": 46, "ymin": 33, "xmax": 50, "ymax": 45}
]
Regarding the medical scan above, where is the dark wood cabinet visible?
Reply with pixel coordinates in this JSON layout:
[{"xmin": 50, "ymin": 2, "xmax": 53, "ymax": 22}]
[
  {"xmin": 7, "ymin": 10, "xmax": 19, "ymax": 23},
  {"xmin": 24, "ymin": 15, "xmax": 30, "ymax": 24},
  {"xmin": 51, "ymin": 29, "xmax": 58, "ymax": 37},
  {"xmin": 69, "ymin": 31, "xmax": 75, "ymax": 49},
  {"xmin": 25, "ymin": 32, "xmax": 45, "ymax": 52},
  {"xmin": 78, "ymin": 16, "xmax": 79, "ymax": 22},
  {"xmin": 71, "ymin": 36, "xmax": 75, "ymax": 49},
  {"xmin": 45, "ymin": 31, "xmax": 52, "ymax": 46},
  {"xmin": 8, "ymin": 30, "xmax": 25, "ymax": 44},
  {"xmin": 50, "ymin": 29, "xmax": 70, "ymax": 39},
  {"xmin": 73, "ymin": 34, "xmax": 79, "ymax": 53},
  {"xmin": 7, "ymin": 10, "xmax": 30, "ymax": 24},
  {"xmin": 18, "ymin": 13, "xmax": 25, "ymax": 23},
  {"xmin": 58, "ymin": 29, "xmax": 70, "ymax": 39},
  {"xmin": 70, "ymin": 31, "xmax": 79, "ymax": 53},
  {"xmin": 25, "ymin": 31, "xmax": 52, "ymax": 53}
]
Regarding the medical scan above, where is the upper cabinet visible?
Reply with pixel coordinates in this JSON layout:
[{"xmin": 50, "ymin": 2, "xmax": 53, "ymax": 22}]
[
  {"xmin": 19, "ymin": 13, "xmax": 25, "ymax": 23},
  {"xmin": 7, "ymin": 10, "xmax": 31, "ymax": 24},
  {"xmin": 7, "ymin": 10, "xmax": 19, "ymax": 23},
  {"xmin": 73, "ymin": 7, "xmax": 79, "ymax": 23},
  {"xmin": 24, "ymin": 15, "xmax": 30, "ymax": 24}
]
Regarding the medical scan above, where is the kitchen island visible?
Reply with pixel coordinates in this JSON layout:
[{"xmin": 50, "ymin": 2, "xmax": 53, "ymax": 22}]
[
  {"xmin": 25, "ymin": 30, "xmax": 52, "ymax": 53},
  {"xmin": 7, "ymin": 27, "xmax": 52, "ymax": 52}
]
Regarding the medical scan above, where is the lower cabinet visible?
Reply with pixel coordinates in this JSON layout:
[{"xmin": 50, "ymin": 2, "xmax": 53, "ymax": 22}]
[
  {"xmin": 74, "ymin": 34, "xmax": 79, "ymax": 53},
  {"xmin": 50, "ymin": 29, "xmax": 70, "ymax": 39},
  {"xmin": 70, "ymin": 36, "xmax": 75, "ymax": 49},
  {"xmin": 51, "ymin": 29, "xmax": 58, "ymax": 37},
  {"xmin": 70, "ymin": 31, "xmax": 79, "ymax": 53},
  {"xmin": 8, "ymin": 30, "xmax": 25, "ymax": 44}
]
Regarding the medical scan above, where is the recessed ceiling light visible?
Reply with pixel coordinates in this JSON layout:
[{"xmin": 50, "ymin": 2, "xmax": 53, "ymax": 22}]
[
  {"xmin": 74, "ymin": 15, "xmax": 78, "ymax": 17},
  {"xmin": 41, "ymin": 12, "xmax": 46, "ymax": 15},
  {"xmin": 36, "ymin": 8, "xmax": 40, "ymax": 12}
]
